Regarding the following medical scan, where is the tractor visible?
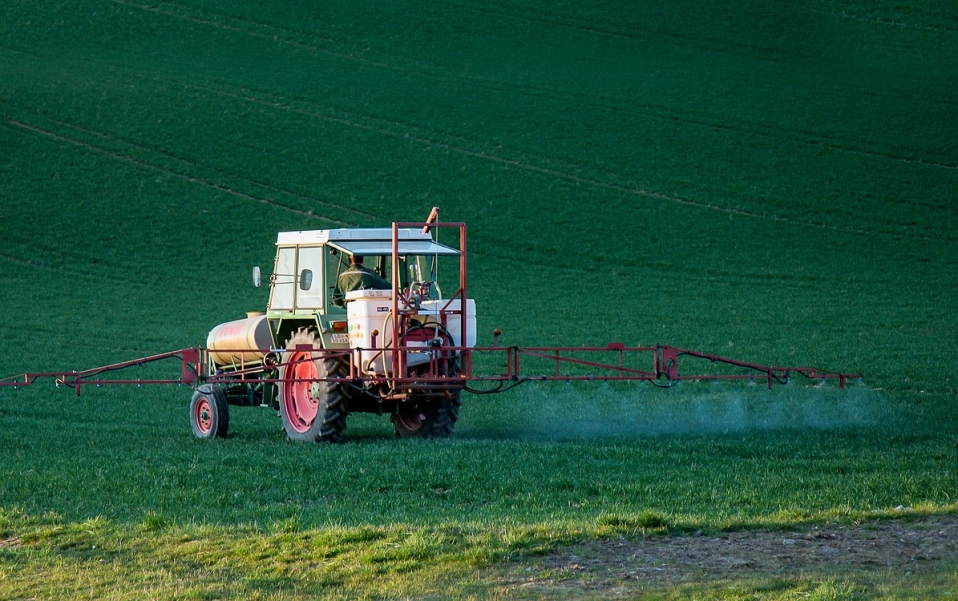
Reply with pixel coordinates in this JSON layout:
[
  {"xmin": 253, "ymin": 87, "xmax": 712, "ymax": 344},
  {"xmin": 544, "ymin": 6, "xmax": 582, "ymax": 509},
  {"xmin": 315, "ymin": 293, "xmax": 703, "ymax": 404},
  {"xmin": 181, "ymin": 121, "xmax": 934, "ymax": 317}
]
[
  {"xmin": 1, "ymin": 209, "xmax": 862, "ymax": 440},
  {"xmin": 193, "ymin": 213, "xmax": 475, "ymax": 442}
]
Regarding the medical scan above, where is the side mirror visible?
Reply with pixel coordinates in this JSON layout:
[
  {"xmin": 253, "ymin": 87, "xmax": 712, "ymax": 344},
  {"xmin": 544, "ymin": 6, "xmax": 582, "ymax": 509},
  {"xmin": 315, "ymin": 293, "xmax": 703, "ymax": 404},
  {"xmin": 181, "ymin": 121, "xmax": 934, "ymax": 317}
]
[
  {"xmin": 252, "ymin": 266, "xmax": 262, "ymax": 288},
  {"xmin": 299, "ymin": 269, "xmax": 313, "ymax": 291}
]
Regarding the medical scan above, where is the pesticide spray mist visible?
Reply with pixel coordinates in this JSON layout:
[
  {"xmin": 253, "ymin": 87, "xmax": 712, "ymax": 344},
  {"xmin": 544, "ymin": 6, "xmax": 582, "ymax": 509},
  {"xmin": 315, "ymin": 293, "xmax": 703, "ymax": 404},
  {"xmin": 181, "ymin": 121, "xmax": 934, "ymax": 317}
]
[{"xmin": 474, "ymin": 380, "xmax": 889, "ymax": 441}]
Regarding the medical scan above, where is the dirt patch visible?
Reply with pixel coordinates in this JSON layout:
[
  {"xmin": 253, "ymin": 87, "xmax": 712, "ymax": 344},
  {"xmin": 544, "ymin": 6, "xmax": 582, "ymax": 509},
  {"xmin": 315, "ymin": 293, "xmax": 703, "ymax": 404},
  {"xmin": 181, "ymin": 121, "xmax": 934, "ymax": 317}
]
[{"xmin": 506, "ymin": 515, "xmax": 958, "ymax": 594}]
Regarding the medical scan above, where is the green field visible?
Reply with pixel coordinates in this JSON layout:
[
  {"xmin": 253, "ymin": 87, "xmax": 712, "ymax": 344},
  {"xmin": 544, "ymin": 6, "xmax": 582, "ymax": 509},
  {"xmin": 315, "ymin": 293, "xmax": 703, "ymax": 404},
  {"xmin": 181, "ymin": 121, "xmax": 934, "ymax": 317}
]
[{"xmin": 2, "ymin": 0, "xmax": 957, "ymax": 598}]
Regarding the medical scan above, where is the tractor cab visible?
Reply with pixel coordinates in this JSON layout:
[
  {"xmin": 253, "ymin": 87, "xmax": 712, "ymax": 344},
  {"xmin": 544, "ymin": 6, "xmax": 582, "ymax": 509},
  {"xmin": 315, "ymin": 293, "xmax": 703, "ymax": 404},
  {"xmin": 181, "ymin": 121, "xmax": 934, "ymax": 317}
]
[{"xmin": 261, "ymin": 227, "xmax": 465, "ymax": 351}]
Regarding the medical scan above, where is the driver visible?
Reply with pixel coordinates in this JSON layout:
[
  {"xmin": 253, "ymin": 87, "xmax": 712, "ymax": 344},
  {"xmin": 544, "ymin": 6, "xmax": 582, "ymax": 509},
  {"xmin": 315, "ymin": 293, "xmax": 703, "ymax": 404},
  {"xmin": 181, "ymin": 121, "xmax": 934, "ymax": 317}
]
[{"xmin": 333, "ymin": 255, "xmax": 390, "ymax": 306}]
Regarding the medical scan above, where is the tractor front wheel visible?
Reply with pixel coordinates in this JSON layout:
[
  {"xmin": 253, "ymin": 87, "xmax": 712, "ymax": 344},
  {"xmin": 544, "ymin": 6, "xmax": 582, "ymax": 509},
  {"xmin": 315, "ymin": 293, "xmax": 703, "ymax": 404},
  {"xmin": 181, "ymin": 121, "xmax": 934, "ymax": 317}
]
[
  {"xmin": 278, "ymin": 328, "xmax": 348, "ymax": 442},
  {"xmin": 190, "ymin": 384, "xmax": 229, "ymax": 438}
]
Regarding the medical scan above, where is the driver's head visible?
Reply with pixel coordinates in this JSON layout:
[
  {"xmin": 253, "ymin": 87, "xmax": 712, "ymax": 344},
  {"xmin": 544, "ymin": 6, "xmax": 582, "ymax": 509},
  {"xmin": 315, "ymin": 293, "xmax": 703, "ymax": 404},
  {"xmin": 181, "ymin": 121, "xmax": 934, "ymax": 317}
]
[{"xmin": 349, "ymin": 255, "xmax": 364, "ymax": 265}]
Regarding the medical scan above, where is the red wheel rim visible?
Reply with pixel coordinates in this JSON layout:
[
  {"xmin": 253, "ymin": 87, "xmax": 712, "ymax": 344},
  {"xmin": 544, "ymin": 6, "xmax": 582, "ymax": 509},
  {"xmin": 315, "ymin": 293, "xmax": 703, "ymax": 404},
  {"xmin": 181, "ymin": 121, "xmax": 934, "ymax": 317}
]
[
  {"xmin": 194, "ymin": 397, "xmax": 213, "ymax": 434},
  {"xmin": 283, "ymin": 351, "xmax": 319, "ymax": 433}
]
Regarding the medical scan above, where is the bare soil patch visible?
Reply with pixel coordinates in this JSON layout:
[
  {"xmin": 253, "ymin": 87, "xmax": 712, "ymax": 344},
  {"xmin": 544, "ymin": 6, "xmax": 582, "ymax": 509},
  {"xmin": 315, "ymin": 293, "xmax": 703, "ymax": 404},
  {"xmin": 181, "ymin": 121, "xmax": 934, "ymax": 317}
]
[{"xmin": 506, "ymin": 515, "xmax": 958, "ymax": 594}]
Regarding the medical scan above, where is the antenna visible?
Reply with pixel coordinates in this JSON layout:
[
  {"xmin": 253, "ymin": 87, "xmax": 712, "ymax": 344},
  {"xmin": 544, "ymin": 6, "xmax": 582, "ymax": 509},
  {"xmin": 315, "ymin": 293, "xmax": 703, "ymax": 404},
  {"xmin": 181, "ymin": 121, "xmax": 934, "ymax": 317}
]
[{"xmin": 421, "ymin": 206, "xmax": 440, "ymax": 234}]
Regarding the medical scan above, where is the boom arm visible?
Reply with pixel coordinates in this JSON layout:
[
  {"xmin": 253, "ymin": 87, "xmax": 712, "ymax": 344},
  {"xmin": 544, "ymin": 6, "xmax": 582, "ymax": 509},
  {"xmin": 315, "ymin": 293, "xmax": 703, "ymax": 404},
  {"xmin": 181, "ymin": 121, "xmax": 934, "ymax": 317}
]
[{"xmin": 0, "ymin": 343, "xmax": 861, "ymax": 396}]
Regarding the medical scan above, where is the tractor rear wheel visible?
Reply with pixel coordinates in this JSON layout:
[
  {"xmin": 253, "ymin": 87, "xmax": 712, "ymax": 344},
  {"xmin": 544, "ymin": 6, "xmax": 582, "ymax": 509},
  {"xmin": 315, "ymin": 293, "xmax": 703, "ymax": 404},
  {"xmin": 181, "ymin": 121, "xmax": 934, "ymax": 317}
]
[
  {"xmin": 190, "ymin": 384, "xmax": 229, "ymax": 438},
  {"xmin": 278, "ymin": 328, "xmax": 348, "ymax": 442},
  {"xmin": 391, "ymin": 361, "xmax": 461, "ymax": 438}
]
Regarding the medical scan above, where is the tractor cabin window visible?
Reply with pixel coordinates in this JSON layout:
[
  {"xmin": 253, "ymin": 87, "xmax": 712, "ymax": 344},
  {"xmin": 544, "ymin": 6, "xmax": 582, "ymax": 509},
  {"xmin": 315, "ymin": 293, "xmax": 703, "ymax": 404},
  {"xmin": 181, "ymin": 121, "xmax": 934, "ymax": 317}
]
[
  {"xmin": 270, "ymin": 247, "xmax": 296, "ymax": 310},
  {"xmin": 296, "ymin": 247, "xmax": 324, "ymax": 309}
]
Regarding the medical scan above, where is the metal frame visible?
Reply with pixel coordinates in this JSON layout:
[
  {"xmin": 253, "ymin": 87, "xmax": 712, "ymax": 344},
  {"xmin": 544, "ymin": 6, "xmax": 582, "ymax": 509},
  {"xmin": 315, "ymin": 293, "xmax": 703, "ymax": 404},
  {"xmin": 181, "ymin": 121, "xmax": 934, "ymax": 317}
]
[
  {"xmin": 386, "ymin": 219, "xmax": 470, "ymax": 394},
  {"xmin": 0, "ymin": 343, "xmax": 861, "ymax": 396}
]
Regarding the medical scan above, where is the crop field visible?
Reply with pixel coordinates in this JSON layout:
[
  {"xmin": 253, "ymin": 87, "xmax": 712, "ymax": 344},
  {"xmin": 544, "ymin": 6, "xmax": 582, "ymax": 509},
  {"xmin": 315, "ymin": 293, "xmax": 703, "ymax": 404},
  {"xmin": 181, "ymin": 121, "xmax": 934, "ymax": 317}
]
[{"xmin": 1, "ymin": 0, "xmax": 957, "ymax": 598}]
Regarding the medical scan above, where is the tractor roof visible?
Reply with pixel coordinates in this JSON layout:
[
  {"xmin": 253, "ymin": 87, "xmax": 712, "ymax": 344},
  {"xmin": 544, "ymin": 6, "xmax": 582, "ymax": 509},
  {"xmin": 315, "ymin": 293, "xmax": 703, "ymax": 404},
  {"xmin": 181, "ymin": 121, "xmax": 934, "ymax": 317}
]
[{"xmin": 275, "ymin": 228, "xmax": 460, "ymax": 256}]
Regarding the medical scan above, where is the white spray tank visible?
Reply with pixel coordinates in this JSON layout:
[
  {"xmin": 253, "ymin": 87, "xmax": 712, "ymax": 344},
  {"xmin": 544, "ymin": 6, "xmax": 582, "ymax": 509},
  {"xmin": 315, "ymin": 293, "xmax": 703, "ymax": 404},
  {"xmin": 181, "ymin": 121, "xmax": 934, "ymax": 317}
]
[{"xmin": 346, "ymin": 290, "xmax": 476, "ymax": 375}]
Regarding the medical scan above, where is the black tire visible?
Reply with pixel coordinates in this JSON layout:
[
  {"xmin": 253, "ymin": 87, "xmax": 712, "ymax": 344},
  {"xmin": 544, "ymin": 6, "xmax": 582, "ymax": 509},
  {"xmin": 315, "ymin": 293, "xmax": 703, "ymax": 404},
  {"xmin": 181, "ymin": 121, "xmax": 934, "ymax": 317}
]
[
  {"xmin": 278, "ymin": 328, "xmax": 348, "ymax": 442},
  {"xmin": 190, "ymin": 384, "xmax": 229, "ymax": 438},
  {"xmin": 391, "ymin": 361, "xmax": 461, "ymax": 439}
]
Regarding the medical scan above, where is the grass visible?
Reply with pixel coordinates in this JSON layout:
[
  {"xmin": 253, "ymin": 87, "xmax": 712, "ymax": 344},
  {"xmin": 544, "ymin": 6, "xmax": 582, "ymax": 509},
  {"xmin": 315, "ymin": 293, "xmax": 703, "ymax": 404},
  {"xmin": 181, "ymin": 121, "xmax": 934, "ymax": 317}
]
[
  {"xmin": 3, "ymin": 505, "xmax": 958, "ymax": 599},
  {"xmin": 1, "ymin": 0, "xmax": 957, "ymax": 597},
  {"xmin": 5, "ymin": 384, "xmax": 949, "ymax": 527}
]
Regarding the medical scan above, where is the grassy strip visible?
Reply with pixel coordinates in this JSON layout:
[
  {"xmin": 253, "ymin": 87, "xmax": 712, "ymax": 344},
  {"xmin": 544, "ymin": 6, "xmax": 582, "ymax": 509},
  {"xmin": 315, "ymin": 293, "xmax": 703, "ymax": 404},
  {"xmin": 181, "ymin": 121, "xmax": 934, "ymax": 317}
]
[
  {"xmin": 0, "ymin": 509, "xmax": 630, "ymax": 600},
  {"xmin": 2, "ymin": 506, "xmax": 956, "ymax": 600}
]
